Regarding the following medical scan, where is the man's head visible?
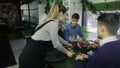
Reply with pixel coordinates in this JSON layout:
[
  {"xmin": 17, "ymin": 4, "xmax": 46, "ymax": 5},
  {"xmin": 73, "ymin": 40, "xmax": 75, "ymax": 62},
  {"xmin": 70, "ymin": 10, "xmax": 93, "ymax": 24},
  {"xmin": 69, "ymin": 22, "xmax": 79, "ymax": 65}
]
[
  {"xmin": 97, "ymin": 13, "xmax": 119, "ymax": 39},
  {"xmin": 71, "ymin": 13, "xmax": 80, "ymax": 27}
]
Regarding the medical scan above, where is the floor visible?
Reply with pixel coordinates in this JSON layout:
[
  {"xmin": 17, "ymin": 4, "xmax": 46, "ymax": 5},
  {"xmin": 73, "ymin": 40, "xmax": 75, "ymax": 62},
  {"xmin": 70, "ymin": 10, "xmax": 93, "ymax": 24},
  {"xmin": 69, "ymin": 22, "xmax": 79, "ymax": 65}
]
[{"xmin": 6, "ymin": 38, "xmax": 26, "ymax": 68}]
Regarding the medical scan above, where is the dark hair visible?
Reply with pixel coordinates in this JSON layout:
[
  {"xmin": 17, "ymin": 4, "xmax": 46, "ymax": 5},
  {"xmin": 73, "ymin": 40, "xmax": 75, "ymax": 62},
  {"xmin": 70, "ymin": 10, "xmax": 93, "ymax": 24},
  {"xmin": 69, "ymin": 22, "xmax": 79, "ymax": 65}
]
[
  {"xmin": 97, "ymin": 13, "xmax": 120, "ymax": 35},
  {"xmin": 59, "ymin": 4, "xmax": 67, "ymax": 14},
  {"xmin": 72, "ymin": 13, "xmax": 80, "ymax": 19},
  {"xmin": 44, "ymin": 3, "xmax": 50, "ymax": 14}
]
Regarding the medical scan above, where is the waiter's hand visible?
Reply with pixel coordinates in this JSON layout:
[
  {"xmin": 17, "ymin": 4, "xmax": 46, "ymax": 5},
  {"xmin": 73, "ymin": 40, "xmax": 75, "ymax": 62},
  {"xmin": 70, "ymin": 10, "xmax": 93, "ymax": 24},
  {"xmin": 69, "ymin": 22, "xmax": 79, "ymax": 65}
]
[
  {"xmin": 67, "ymin": 43, "xmax": 73, "ymax": 48},
  {"xmin": 66, "ymin": 51, "xmax": 74, "ymax": 58},
  {"xmin": 64, "ymin": 43, "xmax": 73, "ymax": 48},
  {"xmin": 68, "ymin": 48, "xmax": 75, "ymax": 54}
]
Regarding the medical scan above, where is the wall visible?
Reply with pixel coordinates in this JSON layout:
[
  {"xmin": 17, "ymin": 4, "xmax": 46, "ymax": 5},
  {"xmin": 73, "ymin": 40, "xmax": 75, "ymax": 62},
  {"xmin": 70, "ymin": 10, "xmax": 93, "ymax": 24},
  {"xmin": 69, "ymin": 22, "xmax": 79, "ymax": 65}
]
[
  {"xmin": 37, "ymin": 0, "xmax": 83, "ymax": 25},
  {"xmin": 63, "ymin": 0, "xmax": 83, "ymax": 25},
  {"xmin": 21, "ymin": 1, "xmax": 38, "ymax": 24},
  {"xmin": 89, "ymin": 0, "xmax": 117, "ymax": 3},
  {"xmin": 38, "ymin": 3, "xmax": 46, "ymax": 23},
  {"xmin": 0, "ymin": 4, "xmax": 19, "ymax": 26}
]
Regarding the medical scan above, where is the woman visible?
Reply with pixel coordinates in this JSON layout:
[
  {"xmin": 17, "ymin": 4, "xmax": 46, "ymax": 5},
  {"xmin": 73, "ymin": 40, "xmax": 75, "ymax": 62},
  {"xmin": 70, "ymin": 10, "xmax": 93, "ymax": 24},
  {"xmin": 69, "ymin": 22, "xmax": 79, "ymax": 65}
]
[{"xmin": 19, "ymin": 1, "xmax": 74, "ymax": 68}]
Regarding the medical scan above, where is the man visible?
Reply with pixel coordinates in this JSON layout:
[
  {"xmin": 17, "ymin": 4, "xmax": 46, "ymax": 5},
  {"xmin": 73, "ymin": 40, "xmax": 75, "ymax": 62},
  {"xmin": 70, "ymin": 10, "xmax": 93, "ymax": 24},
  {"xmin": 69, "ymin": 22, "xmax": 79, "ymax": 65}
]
[
  {"xmin": 63, "ymin": 13, "xmax": 85, "ymax": 42},
  {"xmin": 75, "ymin": 13, "xmax": 120, "ymax": 68}
]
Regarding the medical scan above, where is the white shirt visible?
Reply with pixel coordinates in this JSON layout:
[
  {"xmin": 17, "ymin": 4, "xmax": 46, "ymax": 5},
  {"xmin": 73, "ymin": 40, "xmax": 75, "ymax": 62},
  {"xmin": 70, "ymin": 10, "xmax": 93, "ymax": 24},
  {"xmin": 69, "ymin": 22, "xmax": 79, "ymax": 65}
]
[{"xmin": 99, "ymin": 36, "xmax": 118, "ymax": 47}]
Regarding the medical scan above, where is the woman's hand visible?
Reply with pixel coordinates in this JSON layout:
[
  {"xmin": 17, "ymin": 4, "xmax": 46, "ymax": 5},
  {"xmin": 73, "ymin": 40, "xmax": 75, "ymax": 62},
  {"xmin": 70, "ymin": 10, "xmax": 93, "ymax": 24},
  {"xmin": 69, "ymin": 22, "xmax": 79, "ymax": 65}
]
[
  {"xmin": 66, "ymin": 51, "xmax": 74, "ymax": 58},
  {"xmin": 64, "ymin": 43, "xmax": 73, "ymax": 48},
  {"xmin": 67, "ymin": 43, "xmax": 73, "ymax": 48}
]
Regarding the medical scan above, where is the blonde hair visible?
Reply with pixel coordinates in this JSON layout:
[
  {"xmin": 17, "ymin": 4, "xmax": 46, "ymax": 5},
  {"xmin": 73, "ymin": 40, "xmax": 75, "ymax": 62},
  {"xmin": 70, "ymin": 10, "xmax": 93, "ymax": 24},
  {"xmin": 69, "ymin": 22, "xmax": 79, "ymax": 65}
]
[{"xmin": 36, "ymin": 1, "xmax": 59, "ymax": 29}]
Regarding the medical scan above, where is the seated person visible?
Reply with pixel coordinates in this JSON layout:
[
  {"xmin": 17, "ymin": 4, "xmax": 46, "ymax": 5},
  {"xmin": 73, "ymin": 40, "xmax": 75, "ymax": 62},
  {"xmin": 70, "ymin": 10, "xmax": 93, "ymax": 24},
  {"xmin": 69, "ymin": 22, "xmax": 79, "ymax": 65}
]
[
  {"xmin": 75, "ymin": 13, "xmax": 120, "ymax": 68},
  {"xmin": 63, "ymin": 13, "xmax": 85, "ymax": 43}
]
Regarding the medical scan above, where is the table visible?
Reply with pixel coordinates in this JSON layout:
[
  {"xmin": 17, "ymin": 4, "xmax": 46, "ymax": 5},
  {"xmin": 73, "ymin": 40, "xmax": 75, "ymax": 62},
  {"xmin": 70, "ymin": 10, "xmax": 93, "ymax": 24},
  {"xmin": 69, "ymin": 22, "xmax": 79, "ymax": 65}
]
[
  {"xmin": 52, "ymin": 58, "xmax": 76, "ymax": 68},
  {"xmin": 50, "ymin": 42, "xmax": 91, "ymax": 68}
]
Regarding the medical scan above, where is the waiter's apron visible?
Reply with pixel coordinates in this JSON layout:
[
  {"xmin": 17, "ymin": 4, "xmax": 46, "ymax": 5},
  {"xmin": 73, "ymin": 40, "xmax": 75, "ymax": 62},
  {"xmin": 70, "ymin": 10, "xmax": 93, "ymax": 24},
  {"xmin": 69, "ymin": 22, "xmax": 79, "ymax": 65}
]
[{"xmin": 19, "ymin": 38, "xmax": 53, "ymax": 68}]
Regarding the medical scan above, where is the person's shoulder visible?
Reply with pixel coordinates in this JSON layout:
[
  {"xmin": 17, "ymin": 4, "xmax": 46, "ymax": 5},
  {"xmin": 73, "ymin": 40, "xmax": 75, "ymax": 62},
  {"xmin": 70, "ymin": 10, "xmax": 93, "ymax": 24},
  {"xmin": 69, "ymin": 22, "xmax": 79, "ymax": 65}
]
[
  {"xmin": 76, "ymin": 24, "xmax": 81, "ymax": 27},
  {"xmin": 48, "ymin": 20, "xmax": 58, "ymax": 25},
  {"xmin": 43, "ymin": 20, "xmax": 57, "ymax": 29},
  {"xmin": 65, "ymin": 23, "xmax": 71, "ymax": 27},
  {"xmin": 75, "ymin": 24, "xmax": 81, "ymax": 29},
  {"xmin": 98, "ymin": 40, "xmax": 120, "ymax": 52}
]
